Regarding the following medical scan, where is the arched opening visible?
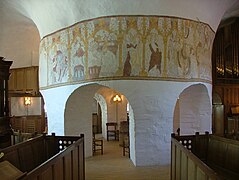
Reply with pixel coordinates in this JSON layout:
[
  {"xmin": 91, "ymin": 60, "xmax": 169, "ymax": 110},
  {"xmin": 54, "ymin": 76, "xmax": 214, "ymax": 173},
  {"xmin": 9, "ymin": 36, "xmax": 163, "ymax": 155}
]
[
  {"xmin": 173, "ymin": 84, "xmax": 212, "ymax": 135},
  {"xmin": 64, "ymin": 83, "xmax": 134, "ymax": 160}
]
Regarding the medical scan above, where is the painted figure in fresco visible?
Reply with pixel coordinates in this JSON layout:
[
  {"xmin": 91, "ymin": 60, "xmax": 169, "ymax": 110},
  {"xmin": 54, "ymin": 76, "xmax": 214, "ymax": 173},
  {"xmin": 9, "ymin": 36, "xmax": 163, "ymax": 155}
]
[
  {"xmin": 123, "ymin": 51, "xmax": 132, "ymax": 76},
  {"xmin": 127, "ymin": 43, "xmax": 137, "ymax": 49},
  {"xmin": 177, "ymin": 46, "xmax": 190, "ymax": 76},
  {"xmin": 189, "ymin": 47, "xmax": 199, "ymax": 78},
  {"xmin": 148, "ymin": 43, "xmax": 162, "ymax": 73},
  {"xmin": 123, "ymin": 43, "xmax": 137, "ymax": 76},
  {"xmin": 177, "ymin": 44, "xmax": 195, "ymax": 77},
  {"xmin": 52, "ymin": 50, "xmax": 68, "ymax": 82}
]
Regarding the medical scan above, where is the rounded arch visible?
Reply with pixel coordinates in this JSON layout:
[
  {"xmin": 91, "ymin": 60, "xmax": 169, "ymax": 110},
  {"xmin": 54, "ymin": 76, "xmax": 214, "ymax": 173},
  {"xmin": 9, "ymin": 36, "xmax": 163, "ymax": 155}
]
[
  {"xmin": 173, "ymin": 84, "xmax": 212, "ymax": 135},
  {"xmin": 64, "ymin": 82, "xmax": 134, "ymax": 158},
  {"xmin": 94, "ymin": 93, "xmax": 108, "ymax": 139}
]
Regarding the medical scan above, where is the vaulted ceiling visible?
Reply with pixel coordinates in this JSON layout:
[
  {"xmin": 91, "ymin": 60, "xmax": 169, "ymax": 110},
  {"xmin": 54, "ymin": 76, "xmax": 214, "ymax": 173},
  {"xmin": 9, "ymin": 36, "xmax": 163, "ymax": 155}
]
[{"xmin": 0, "ymin": 0, "xmax": 238, "ymax": 68}]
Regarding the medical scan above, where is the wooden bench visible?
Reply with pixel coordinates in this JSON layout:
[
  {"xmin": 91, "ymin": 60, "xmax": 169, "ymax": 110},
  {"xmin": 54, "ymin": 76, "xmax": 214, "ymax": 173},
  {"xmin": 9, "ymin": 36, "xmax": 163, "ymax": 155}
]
[
  {"xmin": 207, "ymin": 135, "xmax": 239, "ymax": 180},
  {"xmin": 171, "ymin": 133, "xmax": 239, "ymax": 180},
  {"xmin": 0, "ymin": 133, "xmax": 85, "ymax": 179}
]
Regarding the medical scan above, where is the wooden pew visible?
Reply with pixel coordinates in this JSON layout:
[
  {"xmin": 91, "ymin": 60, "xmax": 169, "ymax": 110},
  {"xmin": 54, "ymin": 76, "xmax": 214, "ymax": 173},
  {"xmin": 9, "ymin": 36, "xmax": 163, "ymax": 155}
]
[
  {"xmin": 171, "ymin": 133, "xmax": 219, "ymax": 180},
  {"xmin": 171, "ymin": 133, "xmax": 239, "ymax": 180},
  {"xmin": 207, "ymin": 135, "xmax": 239, "ymax": 180},
  {"xmin": 0, "ymin": 133, "xmax": 85, "ymax": 180}
]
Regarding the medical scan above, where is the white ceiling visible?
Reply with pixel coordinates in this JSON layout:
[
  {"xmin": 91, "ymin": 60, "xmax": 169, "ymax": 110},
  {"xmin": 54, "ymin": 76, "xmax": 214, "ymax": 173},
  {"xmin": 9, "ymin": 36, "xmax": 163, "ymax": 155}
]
[{"xmin": 0, "ymin": 0, "xmax": 238, "ymax": 68}]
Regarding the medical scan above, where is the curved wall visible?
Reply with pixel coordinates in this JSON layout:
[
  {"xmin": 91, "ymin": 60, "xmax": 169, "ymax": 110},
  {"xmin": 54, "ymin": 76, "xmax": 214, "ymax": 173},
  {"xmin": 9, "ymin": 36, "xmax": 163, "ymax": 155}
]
[
  {"xmin": 38, "ymin": 15, "xmax": 214, "ymax": 165},
  {"xmin": 178, "ymin": 84, "xmax": 212, "ymax": 135},
  {"xmin": 39, "ymin": 16, "xmax": 214, "ymax": 89},
  {"xmin": 41, "ymin": 80, "xmax": 212, "ymax": 166}
]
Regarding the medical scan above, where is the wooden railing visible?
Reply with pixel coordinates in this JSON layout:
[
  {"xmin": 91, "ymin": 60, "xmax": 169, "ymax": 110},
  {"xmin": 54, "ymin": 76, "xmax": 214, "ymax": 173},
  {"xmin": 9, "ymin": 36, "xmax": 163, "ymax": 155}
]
[
  {"xmin": 0, "ymin": 133, "xmax": 85, "ymax": 180},
  {"xmin": 171, "ymin": 134, "xmax": 220, "ymax": 180},
  {"xmin": 207, "ymin": 135, "xmax": 239, "ymax": 179},
  {"xmin": 172, "ymin": 132, "xmax": 209, "ymax": 161},
  {"xmin": 172, "ymin": 133, "xmax": 239, "ymax": 180}
]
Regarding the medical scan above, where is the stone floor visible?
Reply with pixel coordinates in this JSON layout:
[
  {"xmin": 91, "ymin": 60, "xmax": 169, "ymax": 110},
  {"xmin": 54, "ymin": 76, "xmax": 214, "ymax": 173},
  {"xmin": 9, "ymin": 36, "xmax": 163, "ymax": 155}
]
[{"xmin": 85, "ymin": 137, "xmax": 170, "ymax": 180}]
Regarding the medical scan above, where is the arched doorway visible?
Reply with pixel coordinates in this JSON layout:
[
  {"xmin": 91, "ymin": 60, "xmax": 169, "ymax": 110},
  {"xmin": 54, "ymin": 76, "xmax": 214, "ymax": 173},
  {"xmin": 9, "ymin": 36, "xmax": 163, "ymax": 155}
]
[
  {"xmin": 173, "ymin": 84, "xmax": 212, "ymax": 135},
  {"xmin": 64, "ymin": 83, "xmax": 134, "ymax": 159}
]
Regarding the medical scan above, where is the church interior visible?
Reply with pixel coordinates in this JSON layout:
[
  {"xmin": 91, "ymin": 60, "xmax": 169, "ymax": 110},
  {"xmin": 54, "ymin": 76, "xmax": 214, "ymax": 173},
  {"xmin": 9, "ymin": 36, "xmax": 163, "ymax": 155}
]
[{"xmin": 0, "ymin": 0, "xmax": 239, "ymax": 179}]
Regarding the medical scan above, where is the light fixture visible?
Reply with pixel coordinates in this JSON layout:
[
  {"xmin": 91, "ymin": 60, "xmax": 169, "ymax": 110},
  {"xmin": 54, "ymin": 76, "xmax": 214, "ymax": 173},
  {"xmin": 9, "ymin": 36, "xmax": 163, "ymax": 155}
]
[
  {"xmin": 113, "ymin": 94, "xmax": 121, "ymax": 102},
  {"xmin": 24, "ymin": 97, "xmax": 31, "ymax": 106}
]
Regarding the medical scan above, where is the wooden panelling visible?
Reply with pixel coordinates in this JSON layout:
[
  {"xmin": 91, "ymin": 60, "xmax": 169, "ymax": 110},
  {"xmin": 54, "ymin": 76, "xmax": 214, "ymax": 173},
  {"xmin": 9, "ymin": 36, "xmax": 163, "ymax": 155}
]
[
  {"xmin": 207, "ymin": 136, "xmax": 239, "ymax": 174},
  {"xmin": 172, "ymin": 134, "xmax": 239, "ymax": 180},
  {"xmin": 181, "ymin": 152, "xmax": 188, "ymax": 179},
  {"xmin": 10, "ymin": 115, "xmax": 46, "ymax": 134},
  {"xmin": 187, "ymin": 159, "xmax": 196, "ymax": 180},
  {"xmin": 16, "ymin": 70, "xmax": 25, "ymax": 91},
  {"xmin": 9, "ymin": 66, "xmax": 39, "ymax": 94},
  {"xmin": 171, "ymin": 136, "xmax": 219, "ymax": 180},
  {"xmin": 54, "ymin": 159, "xmax": 64, "ymax": 180},
  {"xmin": 171, "ymin": 144, "xmax": 176, "ymax": 180},
  {"xmin": 64, "ymin": 153, "xmax": 72, "ymax": 180},
  {"xmin": 25, "ymin": 67, "xmax": 38, "ymax": 92},
  {"xmin": 213, "ymin": 84, "xmax": 239, "ymax": 133},
  {"xmin": 41, "ymin": 167, "xmax": 53, "ymax": 180},
  {"xmin": 18, "ymin": 145, "xmax": 35, "ymax": 172},
  {"xmin": 72, "ymin": 148, "xmax": 79, "ymax": 180},
  {"xmin": 0, "ymin": 134, "xmax": 85, "ymax": 180}
]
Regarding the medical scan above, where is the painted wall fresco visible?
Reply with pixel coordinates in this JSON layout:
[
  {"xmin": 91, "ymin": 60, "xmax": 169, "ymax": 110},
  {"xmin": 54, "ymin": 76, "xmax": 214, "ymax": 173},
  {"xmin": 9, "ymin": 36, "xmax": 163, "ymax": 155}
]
[{"xmin": 39, "ymin": 16, "xmax": 214, "ymax": 88}]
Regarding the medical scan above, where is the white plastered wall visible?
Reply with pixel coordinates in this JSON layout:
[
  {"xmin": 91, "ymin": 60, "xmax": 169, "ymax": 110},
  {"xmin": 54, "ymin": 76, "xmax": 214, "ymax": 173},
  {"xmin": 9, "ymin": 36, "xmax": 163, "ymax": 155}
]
[
  {"xmin": 41, "ymin": 80, "xmax": 212, "ymax": 166},
  {"xmin": 178, "ymin": 84, "xmax": 212, "ymax": 135}
]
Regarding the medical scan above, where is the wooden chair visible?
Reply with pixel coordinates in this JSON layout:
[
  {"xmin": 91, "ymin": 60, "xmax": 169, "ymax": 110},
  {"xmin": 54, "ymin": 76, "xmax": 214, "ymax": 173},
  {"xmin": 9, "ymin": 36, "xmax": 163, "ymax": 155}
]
[
  {"xmin": 122, "ymin": 136, "xmax": 130, "ymax": 157},
  {"xmin": 92, "ymin": 133, "xmax": 103, "ymax": 155},
  {"xmin": 106, "ymin": 122, "xmax": 119, "ymax": 141},
  {"xmin": 119, "ymin": 121, "xmax": 130, "ymax": 157}
]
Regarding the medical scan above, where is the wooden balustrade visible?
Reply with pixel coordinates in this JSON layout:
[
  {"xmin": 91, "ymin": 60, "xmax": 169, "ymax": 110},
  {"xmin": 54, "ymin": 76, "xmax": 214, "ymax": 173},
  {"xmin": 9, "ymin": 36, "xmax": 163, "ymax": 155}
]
[
  {"xmin": 171, "ymin": 133, "xmax": 239, "ymax": 180},
  {"xmin": 0, "ymin": 133, "xmax": 85, "ymax": 180},
  {"xmin": 207, "ymin": 135, "xmax": 239, "ymax": 179},
  {"xmin": 171, "ymin": 133, "xmax": 220, "ymax": 180}
]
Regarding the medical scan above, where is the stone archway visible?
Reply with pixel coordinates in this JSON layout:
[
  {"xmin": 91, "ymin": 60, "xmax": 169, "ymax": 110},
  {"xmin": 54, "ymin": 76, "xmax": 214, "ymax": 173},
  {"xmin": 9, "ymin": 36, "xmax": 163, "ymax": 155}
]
[
  {"xmin": 64, "ymin": 83, "xmax": 134, "ymax": 158},
  {"xmin": 173, "ymin": 84, "xmax": 212, "ymax": 135}
]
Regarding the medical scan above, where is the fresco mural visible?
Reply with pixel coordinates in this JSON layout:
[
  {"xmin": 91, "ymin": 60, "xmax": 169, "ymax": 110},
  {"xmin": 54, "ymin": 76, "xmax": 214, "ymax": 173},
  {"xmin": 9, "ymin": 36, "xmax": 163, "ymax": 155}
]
[{"xmin": 39, "ymin": 16, "xmax": 215, "ymax": 88}]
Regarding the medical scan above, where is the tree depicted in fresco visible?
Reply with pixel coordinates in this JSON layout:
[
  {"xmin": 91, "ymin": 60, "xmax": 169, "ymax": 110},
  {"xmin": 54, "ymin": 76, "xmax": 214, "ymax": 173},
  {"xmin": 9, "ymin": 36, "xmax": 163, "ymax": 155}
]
[
  {"xmin": 148, "ymin": 42, "xmax": 162, "ymax": 73},
  {"xmin": 177, "ymin": 45, "xmax": 190, "ymax": 77}
]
